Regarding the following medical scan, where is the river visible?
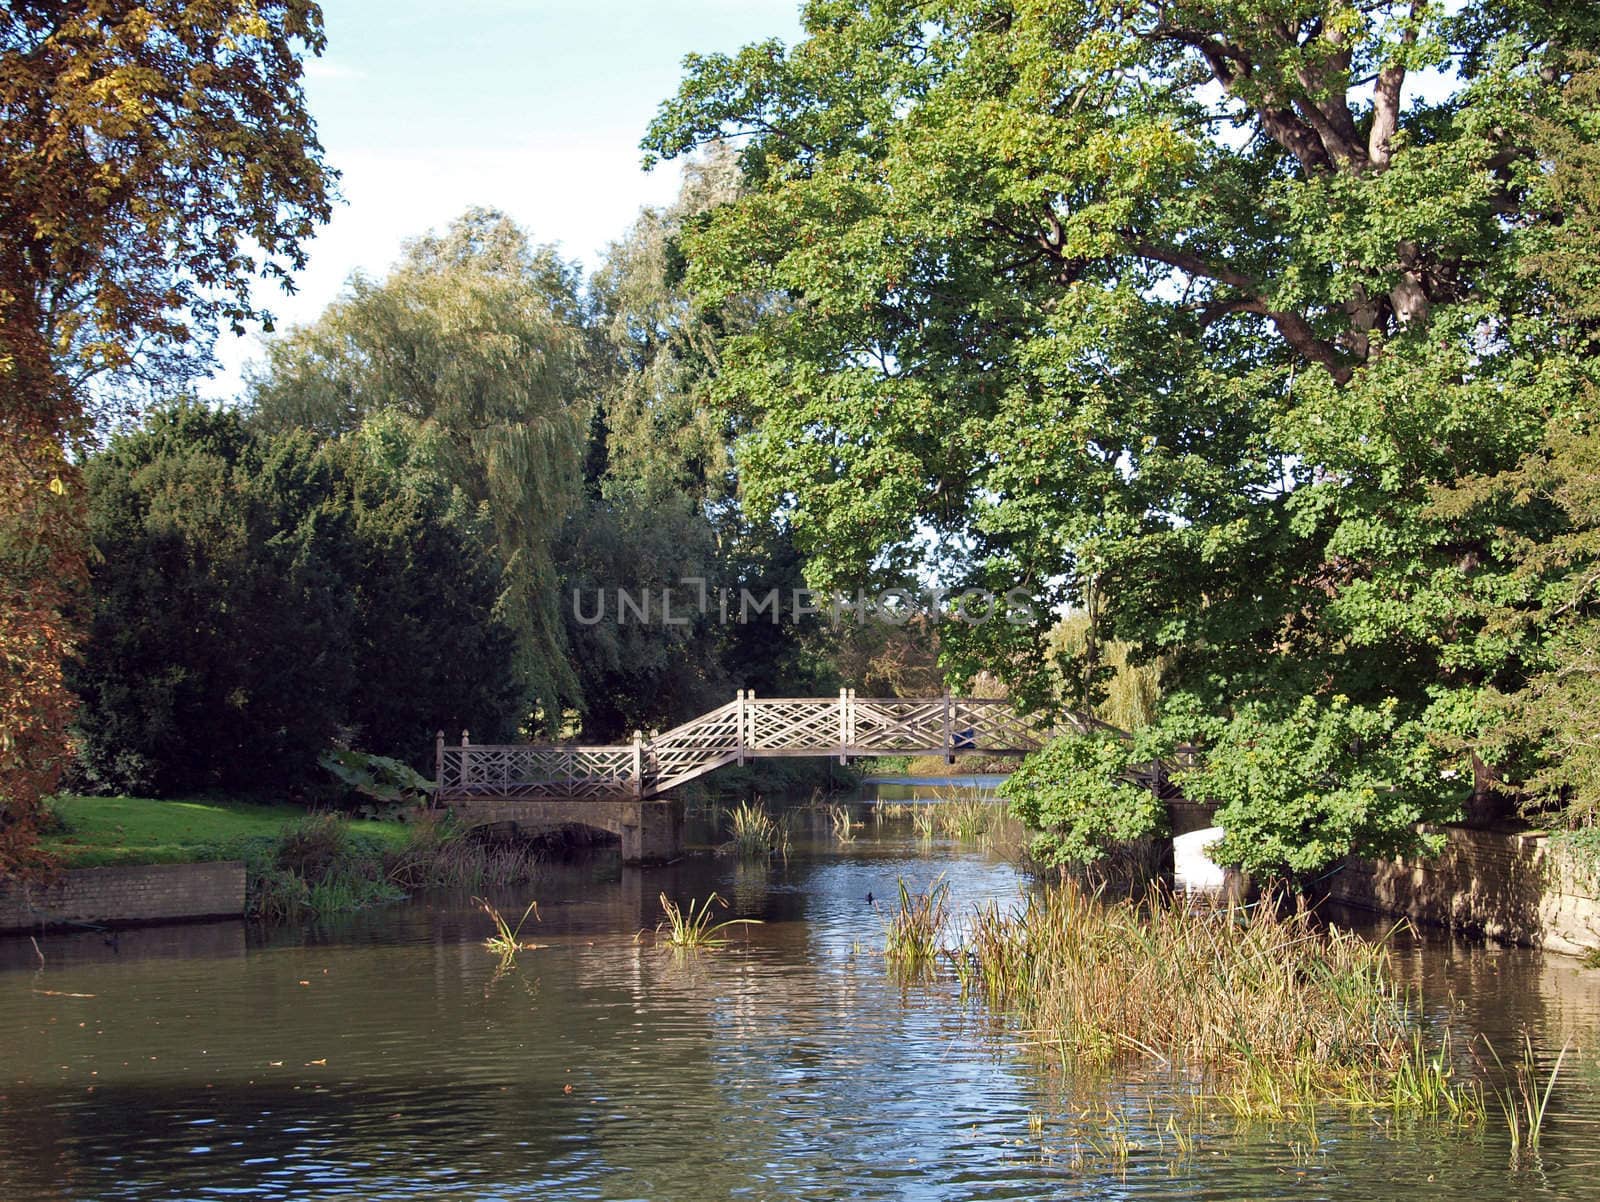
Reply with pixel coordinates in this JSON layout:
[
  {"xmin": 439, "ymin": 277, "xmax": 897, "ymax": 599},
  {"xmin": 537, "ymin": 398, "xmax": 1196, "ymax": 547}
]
[{"xmin": 2, "ymin": 785, "xmax": 1598, "ymax": 1201}]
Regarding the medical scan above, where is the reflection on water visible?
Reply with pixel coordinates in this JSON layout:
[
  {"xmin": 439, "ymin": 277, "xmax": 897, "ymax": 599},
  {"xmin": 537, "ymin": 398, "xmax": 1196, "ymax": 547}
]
[{"xmin": 1, "ymin": 797, "xmax": 1598, "ymax": 1202}]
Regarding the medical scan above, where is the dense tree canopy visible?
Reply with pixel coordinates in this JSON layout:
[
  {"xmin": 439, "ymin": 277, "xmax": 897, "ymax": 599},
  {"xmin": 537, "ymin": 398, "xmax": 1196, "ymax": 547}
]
[
  {"xmin": 71, "ymin": 403, "xmax": 520, "ymax": 795},
  {"xmin": 0, "ymin": 0, "xmax": 333, "ymax": 873},
  {"xmin": 249, "ymin": 210, "xmax": 589, "ymax": 728},
  {"xmin": 647, "ymin": 0, "xmax": 1600, "ymax": 874}
]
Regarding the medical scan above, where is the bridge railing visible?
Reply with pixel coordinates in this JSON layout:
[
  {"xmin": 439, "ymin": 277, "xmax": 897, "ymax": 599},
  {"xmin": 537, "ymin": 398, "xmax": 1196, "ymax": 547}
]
[
  {"xmin": 435, "ymin": 690, "xmax": 1073, "ymax": 802},
  {"xmin": 437, "ymin": 740, "xmax": 642, "ymax": 801}
]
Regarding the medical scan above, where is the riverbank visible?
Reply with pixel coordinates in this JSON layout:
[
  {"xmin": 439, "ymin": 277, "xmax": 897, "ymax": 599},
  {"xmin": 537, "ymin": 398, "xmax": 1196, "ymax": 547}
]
[
  {"xmin": 21, "ymin": 796, "xmax": 547, "ymax": 927},
  {"xmin": 862, "ymin": 753, "xmax": 1017, "ymax": 777},
  {"xmin": 41, "ymin": 795, "xmax": 410, "ymax": 867},
  {"xmin": 1330, "ymin": 824, "xmax": 1600, "ymax": 959}
]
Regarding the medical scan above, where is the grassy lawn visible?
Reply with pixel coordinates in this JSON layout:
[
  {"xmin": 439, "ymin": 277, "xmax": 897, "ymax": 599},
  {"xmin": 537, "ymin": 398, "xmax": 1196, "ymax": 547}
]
[{"xmin": 43, "ymin": 795, "xmax": 411, "ymax": 868}]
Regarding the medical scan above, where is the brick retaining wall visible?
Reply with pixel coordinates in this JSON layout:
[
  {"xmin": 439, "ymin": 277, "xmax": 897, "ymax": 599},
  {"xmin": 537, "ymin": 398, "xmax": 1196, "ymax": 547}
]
[
  {"xmin": 0, "ymin": 862, "xmax": 246, "ymax": 934},
  {"xmin": 1328, "ymin": 826, "xmax": 1600, "ymax": 956}
]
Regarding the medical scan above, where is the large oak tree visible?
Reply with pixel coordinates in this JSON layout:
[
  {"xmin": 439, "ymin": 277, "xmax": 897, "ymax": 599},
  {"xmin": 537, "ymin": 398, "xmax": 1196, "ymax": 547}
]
[{"xmin": 646, "ymin": 0, "xmax": 1600, "ymax": 874}]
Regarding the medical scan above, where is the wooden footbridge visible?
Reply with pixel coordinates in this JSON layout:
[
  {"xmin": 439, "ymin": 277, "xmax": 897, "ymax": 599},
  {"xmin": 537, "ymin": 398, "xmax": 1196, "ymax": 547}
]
[
  {"xmin": 434, "ymin": 691, "xmax": 1072, "ymax": 863},
  {"xmin": 436, "ymin": 690, "xmax": 1066, "ymax": 803}
]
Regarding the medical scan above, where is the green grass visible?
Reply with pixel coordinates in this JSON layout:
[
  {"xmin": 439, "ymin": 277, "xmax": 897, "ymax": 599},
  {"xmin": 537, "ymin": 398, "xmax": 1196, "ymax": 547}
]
[{"xmin": 43, "ymin": 794, "xmax": 410, "ymax": 867}]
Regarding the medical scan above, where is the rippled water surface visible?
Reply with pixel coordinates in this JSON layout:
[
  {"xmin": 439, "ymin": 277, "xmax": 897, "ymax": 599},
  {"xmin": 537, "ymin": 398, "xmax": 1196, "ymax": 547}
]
[{"xmin": 3, "ymin": 793, "xmax": 1599, "ymax": 1201}]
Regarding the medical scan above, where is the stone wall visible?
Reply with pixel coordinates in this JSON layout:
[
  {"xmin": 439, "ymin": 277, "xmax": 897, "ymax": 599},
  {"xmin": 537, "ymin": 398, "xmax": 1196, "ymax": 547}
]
[
  {"xmin": 449, "ymin": 797, "xmax": 684, "ymax": 865},
  {"xmin": 0, "ymin": 862, "xmax": 246, "ymax": 935},
  {"xmin": 1328, "ymin": 825, "xmax": 1600, "ymax": 956}
]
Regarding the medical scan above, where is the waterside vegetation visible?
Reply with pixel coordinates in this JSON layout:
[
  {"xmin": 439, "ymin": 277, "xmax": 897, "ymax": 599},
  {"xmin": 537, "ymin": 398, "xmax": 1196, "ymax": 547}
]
[
  {"xmin": 891, "ymin": 880, "xmax": 1486, "ymax": 1123},
  {"xmin": 646, "ymin": 890, "xmax": 762, "ymax": 950},
  {"xmin": 40, "ymin": 795, "xmax": 546, "ymax": 922}
]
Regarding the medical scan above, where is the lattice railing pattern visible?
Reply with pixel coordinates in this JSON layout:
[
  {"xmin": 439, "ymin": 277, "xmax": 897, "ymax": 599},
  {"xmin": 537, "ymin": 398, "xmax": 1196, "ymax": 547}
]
[
  {"xmin": 651, "ymin": 700, "xmax": 742, "ymax": 793},
  {"xmin": 747, "ymin": 698, "xmax": 846, "ymax": 752},
  {"xmin": 439, "ymin": 745, "xmax": 638, "ymax": 800},
  {"xmin": 850, "ymin": 698, "xmax": 949, "ymax": 752},
  {"xmin": 435, "ymin": 691, "xmax": 1077, "ymax": 802}
]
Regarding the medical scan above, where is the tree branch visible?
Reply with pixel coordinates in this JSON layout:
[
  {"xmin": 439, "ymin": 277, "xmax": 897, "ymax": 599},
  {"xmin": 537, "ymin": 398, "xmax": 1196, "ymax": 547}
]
[{"xmin": 1368, "ymin": 6, "xmax": 1419, "ymax": 170}]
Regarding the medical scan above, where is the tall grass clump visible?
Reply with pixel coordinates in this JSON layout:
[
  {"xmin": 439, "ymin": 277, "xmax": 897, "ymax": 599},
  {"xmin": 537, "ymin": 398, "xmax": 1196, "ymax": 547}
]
[
  {"xmin": 383, "ymin": 812, "xmax": 542, "ymax": 890},
  {"xmin": 882, "ymin": 877, "xmax": 950, "ymax": 968},
  {"xmin": 1485, "ymin": 1031, "xmax": 1571, "ymax": 1163},
  {"xmin": 246, "ymin": 813, "xmax": 404, "ymax": 920},
  {"xmin": 928, "ymin": 787, "xmax": 1011, "ymax": 841},
  {"xmin": 725, "ymin": 798, "xmax": 790, "ymax": 860},
  {"xmin": 953, "ymin": 883, "xmax": 1483, "ymax": 1120},
  {"xmin": 647, "ymin": 891, "xmax": 762, "ymax": 949}
]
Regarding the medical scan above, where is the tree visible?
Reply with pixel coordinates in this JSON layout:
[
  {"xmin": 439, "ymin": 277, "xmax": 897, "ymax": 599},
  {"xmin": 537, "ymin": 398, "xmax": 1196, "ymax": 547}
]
[
  {"xmin": 249, "ymin": 209, "xmax": 589, "ymax": 729},
  {"xmin": 589, "ymin": 145, "xmax": 747, "ymax": 503},
  {"xmin": 557, "ymin": 482, "xmax": 730, "ymax": 740},
  {"xmin": 1422, "ymin": 63, "xmax": 1600, "ymax": 826},
  {"xmin": 71, "ymin": 403, "xmax": 522, "ymax": 794},
  {"xmin": 571, "ymin": 150, "xmax": 842, "ymax": 731},
  {"xmin": 646, "ymin": 0, "xmax": 1600, "ymax": 875},
  {"xmin": 72, "ymin": 405, "xmax": 355, "ymax": 794},
  {"xmin": 0, "ymin": 1, "xmax": 334, "ymax": 872}
]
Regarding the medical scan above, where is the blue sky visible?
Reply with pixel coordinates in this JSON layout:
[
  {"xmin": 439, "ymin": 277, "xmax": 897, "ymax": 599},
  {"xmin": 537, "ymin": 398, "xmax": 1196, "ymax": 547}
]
[{"xmin": 207, "ymin": 0, "xmax": 801, "ymax": 396}]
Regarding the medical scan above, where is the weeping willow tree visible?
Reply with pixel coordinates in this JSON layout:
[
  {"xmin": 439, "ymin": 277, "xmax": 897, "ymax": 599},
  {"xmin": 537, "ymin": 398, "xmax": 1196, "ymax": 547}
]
[
  {"xmin": 1050, "ymin": 613, "xmax": 1164, "ymax": 733},
  {"xmin": 249, "ymin": 209, "xmax": 590, "ymax": 728}
]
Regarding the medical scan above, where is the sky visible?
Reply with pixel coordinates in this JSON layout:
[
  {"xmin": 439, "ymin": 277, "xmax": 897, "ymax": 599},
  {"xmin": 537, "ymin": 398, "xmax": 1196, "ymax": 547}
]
[{"xmin": 204, "ymin": 0, "xmax": 802, "ymax": 398}]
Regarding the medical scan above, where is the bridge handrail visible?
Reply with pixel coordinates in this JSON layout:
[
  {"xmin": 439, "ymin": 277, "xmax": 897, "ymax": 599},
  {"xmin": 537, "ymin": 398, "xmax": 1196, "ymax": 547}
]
[{"xmin": 435, "ymin": 690, "xmax": 1085, "ymax": 802}]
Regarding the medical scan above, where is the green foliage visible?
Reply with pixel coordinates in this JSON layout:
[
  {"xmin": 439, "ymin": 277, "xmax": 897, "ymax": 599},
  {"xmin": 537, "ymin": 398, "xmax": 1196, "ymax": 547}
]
[
  {"xmin": 558, "ymin": 481, "xmax": 729, "ymax": 739},
  {"xmin": 1182, "ymin": 696, "xmax": 1457, "ymax": 879},
  {"xmin": 590, "ymin": 143, "xmax": 746, "ymax": 503},
  {"xmin": 249, "ymin": 208, "xmax": 590, "ymax": 727},
  {"xmin": 1427, "ymin": 417, "xmax": 1600, "ymax": 824},
  {"xmin": 70, "ymin": 401, "xmax": 520, "ymax": 794},
  {"xmin": 999, "ymin": 731, "xmax": 1168, "ymax": 868},
  {"xmin": 246, "ymin": 813, "xmax": 405, "ymax": 921},
  {"xmin": 318, "ymin": 749, "xmax": 433, "ymax": 815},
  {"xmin": 646, "ymin": 0, "xmax": 1600, "ymax": 869},
  {"xmin": 1049, "ymin": 613, "xmax": 1164, "ymax": 731}
]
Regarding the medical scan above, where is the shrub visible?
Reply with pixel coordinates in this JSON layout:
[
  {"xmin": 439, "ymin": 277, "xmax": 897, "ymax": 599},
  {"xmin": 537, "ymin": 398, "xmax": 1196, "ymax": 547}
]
[
  {"xmin": 1182, "ymin": 695, "xmax": 1458, "ymax": 881},
  {"xmin": 999, "ymin": 730, "xmax": 1168, "ymax": 868}
]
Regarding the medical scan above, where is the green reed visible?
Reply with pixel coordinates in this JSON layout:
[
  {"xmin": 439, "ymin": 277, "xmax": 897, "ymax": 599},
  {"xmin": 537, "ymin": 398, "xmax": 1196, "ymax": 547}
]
[
  {"xmin": 946, "ymin": 883, "xmax": 1486, "ymax": 1121},
  {"xmin": 477, "ymin": 896, "xmax": 542, "ymax": 966},
  {"xmin": 650, "ymin": 891, "xmax": 762, "ymax": 949},
  {"xmin": 725, "ymin": 798, "xmax": 791, "ymax": 860},
  {"xmin": 882, "ymin": 876, "xmax": 950, "ymax": 967}
]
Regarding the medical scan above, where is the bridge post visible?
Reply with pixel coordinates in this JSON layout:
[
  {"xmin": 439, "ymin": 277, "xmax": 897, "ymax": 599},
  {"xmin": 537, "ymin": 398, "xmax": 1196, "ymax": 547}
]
[
  {"xmin": 838, "ymin": 688, "xmax": 847, "ymax": 763},
  {"xmin": 943, "ymin": 691, "xmax": 954, "ymax": 764},
  {"xmin": 434, "ymin": 730, "xmax": 445, "ymax": 803},
  {"xmin": 736, "ymin": 689, "xmax": 746, "ymax": 766},
  {"xmin": 632, "ymin": 730, "xmax": 643, "ymax": 799}
]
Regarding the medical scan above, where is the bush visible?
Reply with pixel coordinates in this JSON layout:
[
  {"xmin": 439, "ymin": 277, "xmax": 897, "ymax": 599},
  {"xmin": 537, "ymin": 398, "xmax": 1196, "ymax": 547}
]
[
  {"xmin": 70, "ymin": 402, "xmax": 521, "ymax": 796},
  {"xmin": 274, "ymin": 812, "xmax": 352, "ymax": 881},
  {"xmin": 1182, "ymin": 695, "xmax": 1459, "ymax": 881},
  {"xmin": 244, "ymin": 814, "xmax": 404, "ymax": 920},
  {"xmin": 999, "ymin": 730, "xmax": 1168, "ymax": 868}
]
